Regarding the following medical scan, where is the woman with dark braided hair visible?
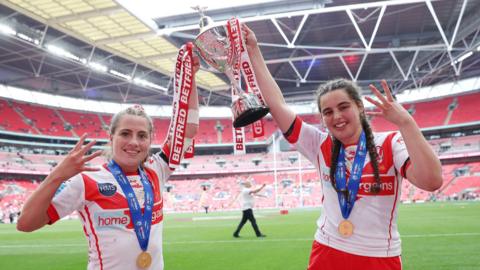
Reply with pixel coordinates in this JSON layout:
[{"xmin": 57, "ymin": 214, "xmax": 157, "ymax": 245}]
[
  {"xmin": 322, "ymin": 79, "xmax": 383, "ymax": 196},
  {"xmin": 242, "ymin": 25, "xmax": 443, "ymax": 270}
]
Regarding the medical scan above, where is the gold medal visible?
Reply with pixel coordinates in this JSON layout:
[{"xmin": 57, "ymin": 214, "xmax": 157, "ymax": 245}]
[
  {"xmin": 136, "ymin": 251, "xmax": 152, "ymax": 269},
  {"xmin": 338, "ymin": 220, "xmax": 354, "ymax": 237}
]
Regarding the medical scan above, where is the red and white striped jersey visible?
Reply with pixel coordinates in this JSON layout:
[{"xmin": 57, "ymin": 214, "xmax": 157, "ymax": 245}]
[
  {"xmin": 285, "ymin": 117, "xmax": 410, "ymax": 257},
  {"xmin": 47, "ymin": 152, "xmax": 171, "ymax": 270}
]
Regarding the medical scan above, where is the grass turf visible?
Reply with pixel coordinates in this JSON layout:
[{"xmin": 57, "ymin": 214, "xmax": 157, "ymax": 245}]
[{"xmin": 0, "ymin": 201, "xmax": 479, "ymax": 270}]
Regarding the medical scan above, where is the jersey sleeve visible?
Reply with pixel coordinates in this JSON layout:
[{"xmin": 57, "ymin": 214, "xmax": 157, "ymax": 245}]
[
  {"xmin": 47, "ymin": 174, "xmax": 85, "ymax": 224},
  {"xmin": 391, "ymin": 132, "xmax": 410, "ymax": 178},
  {"xmin": 284, "ymin": 117, "xmax": 328, "ymax": 166},
  {"xmin": 146, "ymin": 151, "xmax": 173, "ymax": 187}
]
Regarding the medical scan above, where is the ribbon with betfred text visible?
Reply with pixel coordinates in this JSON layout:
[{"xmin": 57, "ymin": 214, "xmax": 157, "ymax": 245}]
[
  {"xmin": 227, "ymin": 18, "xmax": 246, "ymax": 154},
  {"xmin": 164, "ymin": 45, "xmax": 184, "ymax": 159},
  {"xmin": 166, "ymin": 44, "xmax": 184, "ymax": 143},
  {"xmin": 238, "ymin": 20, "xmax": 266, "ymax": 138},
  {"xmin": 184, "ymin": 139, "xmax": 195, "ymax": 159},
  {"xmin": 167, "ymin": 42, "xmax": 194, "ymax": 168},
  {"xmin": 227, "ymin": 18, "xmax": 266, "ymax": 138}
]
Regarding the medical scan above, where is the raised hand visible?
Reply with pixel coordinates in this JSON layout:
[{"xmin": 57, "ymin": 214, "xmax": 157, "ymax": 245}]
[
  {"xmin": 192, "ymin": 54, "xmax": 200, "ymax": 74},
  {"xmin": 242, "ymin": 24, "xmax": 259, "ymax": 52},
  {"xmin": 16, "ymin": 133, "xmax": 103, "ymax": 231},
  {"xmin": 364, "ymin": 80, "xmax": 414, "ymax": 127},
  {"xmin": 50, "ymin": 133, "xmax": 103, "ymax": 182}
]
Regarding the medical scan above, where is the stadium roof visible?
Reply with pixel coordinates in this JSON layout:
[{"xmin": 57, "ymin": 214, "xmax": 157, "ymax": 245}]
[{"xmin": 0, "ymin": 0, "xmax": 479, "ymax": 108}]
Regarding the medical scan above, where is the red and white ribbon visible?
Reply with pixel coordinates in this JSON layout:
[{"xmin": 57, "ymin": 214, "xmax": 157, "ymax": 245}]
[
  {"xmin": 227, "ymin": 19, "xmax": 246, "ymax": 154},
  {"xmin": 166, "ymin": 42, "xmax": 195, "ymax": 168},
  {"xmin": 227, "ymin": 18, "xmax": 266, "ymax": 139},
  {"xmin": 233, "ymin": 126, "xmax": 246, "ymax": 154}
]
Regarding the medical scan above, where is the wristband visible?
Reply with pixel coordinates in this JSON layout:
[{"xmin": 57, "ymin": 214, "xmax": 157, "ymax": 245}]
[{"xmin": 187, "ymin": 109, "xmax": 199, "ymax": 125}]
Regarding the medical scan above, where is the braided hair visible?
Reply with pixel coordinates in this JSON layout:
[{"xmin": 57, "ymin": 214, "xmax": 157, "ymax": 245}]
[{"xmin": 316, "ymin": 79, "xmax": 381, "ymax": 194}]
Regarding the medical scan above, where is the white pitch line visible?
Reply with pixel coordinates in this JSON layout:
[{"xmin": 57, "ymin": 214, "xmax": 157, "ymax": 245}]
[
  {"xmin": 1, "ymin": 232, "xmax": 479, "ymax": 248},
  {"xmin": 164, "ymin": 238, "xmax": 312, "ymax": 245},
  {"xmin": 0, "ymin": 243, "xmax": 85, "ymax": 248},
  {"xmin": 402, "ymin": 232, "xmax": 480, "ymax": 238}
]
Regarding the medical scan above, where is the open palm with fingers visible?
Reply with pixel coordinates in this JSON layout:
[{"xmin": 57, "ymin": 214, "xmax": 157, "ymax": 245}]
[
  {"xmin": 364, "ymin": 80, "xmax": 414, "ymax": 128},
  {"xmin": 51, "ymin": 133, "xmax": 103, "ymax": 181}
]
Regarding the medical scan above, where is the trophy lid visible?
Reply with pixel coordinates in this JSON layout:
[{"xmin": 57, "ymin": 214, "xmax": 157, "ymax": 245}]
[
  {"xmin": 199, "ymin": 15, "xmax": 214, "ymax": 31},
  {"xmin": 192, "ymin": 5, "xmax": 213, "ymax": 32}
]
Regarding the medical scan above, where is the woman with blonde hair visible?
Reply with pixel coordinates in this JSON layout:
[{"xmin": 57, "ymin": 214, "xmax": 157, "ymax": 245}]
[{"xmin": 17, "ymin": 56, "xmax": 200, "ymax": 270}]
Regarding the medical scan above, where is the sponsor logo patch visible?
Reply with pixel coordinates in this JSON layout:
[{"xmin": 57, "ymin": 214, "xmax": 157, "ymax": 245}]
[
  {"xmin": 54, "ymin": 182, "xmax": 67, "ymax": 196},
  {"xmin": 95, "ymin": 211, "xmax": 130, "ymax": 230},
  {"xmin": 358, "ymin": 176, "xmax": 395, "ymax": 196},
  {"xmin": 98, "ymin": 183, "xmax": 117, "ymax": 197},
  {"xmin": 376, "ymin": 146, "xmax": 384, "ymax": 163}
]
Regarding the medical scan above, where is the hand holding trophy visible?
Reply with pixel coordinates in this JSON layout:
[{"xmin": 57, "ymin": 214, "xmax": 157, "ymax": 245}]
[{"xmin": 192, "ymin": 6, "xmax": 270, "ymax": 128}]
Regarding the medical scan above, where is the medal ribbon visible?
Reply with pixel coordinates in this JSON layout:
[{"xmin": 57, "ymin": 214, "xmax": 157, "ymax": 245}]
[
  {"xmin": 108, "ymin": 160, "xmax": 153, "ymax": 252},
  {"xmin": 168, "ymin": 42, "xmax": 194, "ymax": 168},
  {"xmin": 227, "ymin": 18, "xmax": 266, "ymax": 139},
  {"xmin": 335, "ymin": 131, "xmax": 367, "ymax": 219}
]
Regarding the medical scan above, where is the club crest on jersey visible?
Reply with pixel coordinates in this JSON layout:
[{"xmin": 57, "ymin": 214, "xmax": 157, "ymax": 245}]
[
  {"xmin": 98, "ymin": 183, "xmax": 117, "ymax": 197},
  {"xmin": 396, "ymin": 136, "xmax": 405, "ymax": 145},
  {"xmin": 321, "ymin": 170, "xmax": 331, "ymax": 183},
  {"xmin": 376, "ymin": 146, "xmax": 384, "ymax": 163}
]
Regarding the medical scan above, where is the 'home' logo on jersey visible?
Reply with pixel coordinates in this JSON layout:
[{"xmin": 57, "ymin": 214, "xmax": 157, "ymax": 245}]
[
  {"xmin": 95, "ymin": 212, "xmax": 130, "ymax": 230},
  {"xmin": 125, "ymin": 204, "xmax": 164, "ymax": 229},
  {"xmin": 98, "ymin": 183, "xmax": 117, "ymax": 197}
]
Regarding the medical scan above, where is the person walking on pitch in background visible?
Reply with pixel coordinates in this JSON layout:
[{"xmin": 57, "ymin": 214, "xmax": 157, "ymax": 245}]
[
  {"xmin": 16, "ymin": 51, "xmax": 201, "ymax": 270},
  {"xmin": 232, "ymin": 177, "xmax": 267, "ymax": 238},
  {"xmin": 242, "ymin": 25, "xmax": 443, "ymax": 269},
  {"xmin": 199, "ymin": 185, "xmax": 211, "ymax": 214}
]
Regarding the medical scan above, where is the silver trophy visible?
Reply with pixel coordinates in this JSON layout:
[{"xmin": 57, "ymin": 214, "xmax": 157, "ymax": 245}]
[{"xmin": 192, "ymin": 7, "xmax": 269, "ymax": 128}]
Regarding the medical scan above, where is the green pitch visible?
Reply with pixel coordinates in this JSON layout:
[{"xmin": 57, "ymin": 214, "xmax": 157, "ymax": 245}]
[{"xmin": 1, "ymin": 201, "xmax": 479, "ymax": 270}]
